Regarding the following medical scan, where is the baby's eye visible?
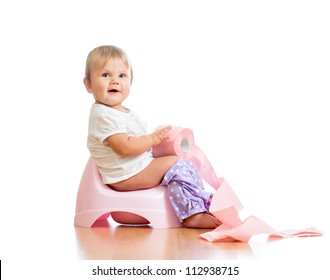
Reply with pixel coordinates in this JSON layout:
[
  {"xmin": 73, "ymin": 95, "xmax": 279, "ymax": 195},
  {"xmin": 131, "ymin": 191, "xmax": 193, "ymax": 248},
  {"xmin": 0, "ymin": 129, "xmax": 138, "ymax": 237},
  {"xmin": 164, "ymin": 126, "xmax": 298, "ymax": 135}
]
[
  {"xmin": 102, "ymin": 73, "xmax": 110, "ymax": 78},
  {"xmin": 119, "ymin": 74, "xmax": 127, "ymax": 78}
]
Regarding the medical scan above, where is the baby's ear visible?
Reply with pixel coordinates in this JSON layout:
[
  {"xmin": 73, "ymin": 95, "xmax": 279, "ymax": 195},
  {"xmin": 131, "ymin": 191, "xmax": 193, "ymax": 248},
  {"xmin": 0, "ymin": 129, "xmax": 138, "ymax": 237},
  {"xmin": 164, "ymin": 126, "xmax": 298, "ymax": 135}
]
[{"xmin": 83, "ymin": 77, "xmax": 93, "ymax": 93}]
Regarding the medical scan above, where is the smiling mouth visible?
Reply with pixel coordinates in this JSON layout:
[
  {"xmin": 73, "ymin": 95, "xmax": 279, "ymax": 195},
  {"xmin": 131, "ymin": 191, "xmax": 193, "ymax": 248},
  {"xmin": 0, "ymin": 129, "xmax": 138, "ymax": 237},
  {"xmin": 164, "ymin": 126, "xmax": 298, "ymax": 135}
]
[{"xmin": 108, "ymin": 89, "xmax": 119, "ymax": 93}]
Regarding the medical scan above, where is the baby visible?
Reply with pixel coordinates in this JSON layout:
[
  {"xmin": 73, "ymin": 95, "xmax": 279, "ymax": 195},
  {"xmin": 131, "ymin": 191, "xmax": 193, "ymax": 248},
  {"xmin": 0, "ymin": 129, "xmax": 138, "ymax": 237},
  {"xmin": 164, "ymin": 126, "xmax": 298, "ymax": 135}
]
[{"xmin": 83, "ymin": 45, "xmax": 221, "ymax": 228}]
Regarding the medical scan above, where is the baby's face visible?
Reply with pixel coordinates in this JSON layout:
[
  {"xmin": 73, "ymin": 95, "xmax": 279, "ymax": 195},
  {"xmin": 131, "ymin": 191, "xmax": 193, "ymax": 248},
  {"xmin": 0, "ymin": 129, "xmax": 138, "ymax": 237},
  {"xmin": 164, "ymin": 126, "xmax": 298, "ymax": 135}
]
[{"xmin": 84, "ymin": 58, "xmax": 131, "ymax": 111}]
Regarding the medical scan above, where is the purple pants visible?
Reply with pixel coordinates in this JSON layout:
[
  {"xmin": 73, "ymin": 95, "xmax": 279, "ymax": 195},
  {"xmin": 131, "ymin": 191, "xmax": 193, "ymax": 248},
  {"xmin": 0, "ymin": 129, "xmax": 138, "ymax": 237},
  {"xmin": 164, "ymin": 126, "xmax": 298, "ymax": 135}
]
[{"xmin": 161, "ymin": 159, "xmax": 213, "ymax": 222}]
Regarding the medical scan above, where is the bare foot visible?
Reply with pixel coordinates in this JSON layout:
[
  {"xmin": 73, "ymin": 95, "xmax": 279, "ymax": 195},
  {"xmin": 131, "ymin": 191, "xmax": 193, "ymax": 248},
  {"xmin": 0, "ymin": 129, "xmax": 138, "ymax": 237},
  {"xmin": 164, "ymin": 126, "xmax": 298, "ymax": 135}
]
[{"xmin": 182, "ymin": 213, "xmax": 222, "ymax": 229}]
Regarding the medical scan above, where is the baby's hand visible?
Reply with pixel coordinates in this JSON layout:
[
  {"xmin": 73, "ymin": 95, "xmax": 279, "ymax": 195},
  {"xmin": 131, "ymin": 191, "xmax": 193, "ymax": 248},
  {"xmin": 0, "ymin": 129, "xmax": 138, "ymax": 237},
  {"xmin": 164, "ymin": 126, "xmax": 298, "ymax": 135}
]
[{"xmin": 151, "ymin": 125, "xmax": 171, "ymax": 146}]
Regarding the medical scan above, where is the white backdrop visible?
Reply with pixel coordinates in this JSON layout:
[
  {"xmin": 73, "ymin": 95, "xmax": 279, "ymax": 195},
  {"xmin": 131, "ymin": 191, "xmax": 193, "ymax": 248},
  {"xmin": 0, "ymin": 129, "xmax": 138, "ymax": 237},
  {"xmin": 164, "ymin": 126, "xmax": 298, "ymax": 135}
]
[{"xmin": 0, "ymin": 0, "xmax": 329, "ymax": 277}]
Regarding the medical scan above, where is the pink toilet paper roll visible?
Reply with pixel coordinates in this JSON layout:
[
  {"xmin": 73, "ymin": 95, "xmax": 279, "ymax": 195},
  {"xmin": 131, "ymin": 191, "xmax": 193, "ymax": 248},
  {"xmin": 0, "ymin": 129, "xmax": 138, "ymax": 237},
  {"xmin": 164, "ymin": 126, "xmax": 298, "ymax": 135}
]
[
  {"xmin": 152, "ymin": 127, "xmax": 195, "ymax": 158},
  {"xmin": 152, "ymin": 125, "xmax": 323, "ymax": 242},
  {"xmin": 152, "ymin": 126, "xmax": 220, "ymax": 190}
]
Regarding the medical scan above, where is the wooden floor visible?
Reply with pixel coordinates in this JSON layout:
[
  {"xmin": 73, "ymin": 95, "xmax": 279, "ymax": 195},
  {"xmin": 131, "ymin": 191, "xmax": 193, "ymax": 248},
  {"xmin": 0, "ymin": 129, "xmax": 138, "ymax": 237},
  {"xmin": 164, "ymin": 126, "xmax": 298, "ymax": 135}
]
[
  {"xmin": 2, "ymin": 215, "xmax": 328, "ymax": 279},
  {"xmin": 74, "ymin": 218, "xmax": 329, "ymax": 260}
]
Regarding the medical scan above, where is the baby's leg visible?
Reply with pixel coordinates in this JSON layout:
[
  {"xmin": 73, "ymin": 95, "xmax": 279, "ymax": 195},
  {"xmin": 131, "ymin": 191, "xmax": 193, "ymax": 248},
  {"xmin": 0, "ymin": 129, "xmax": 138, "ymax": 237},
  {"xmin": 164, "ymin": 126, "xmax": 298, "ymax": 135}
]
[
  {"xmin": 162, "ymin": 159, "xmax": 221, "ymax": 229},
  {"xmin": 109, "ymin": 156, "xmax": 178, "ymax": 191}
]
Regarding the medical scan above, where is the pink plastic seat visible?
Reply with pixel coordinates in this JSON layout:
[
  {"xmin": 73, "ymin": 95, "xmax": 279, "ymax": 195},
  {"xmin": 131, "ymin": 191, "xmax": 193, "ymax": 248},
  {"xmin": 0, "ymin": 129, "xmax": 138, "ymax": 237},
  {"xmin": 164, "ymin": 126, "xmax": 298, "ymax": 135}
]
[{"xmin": 74, "ymin": 156, "xmax": 182, "ymax": 228}]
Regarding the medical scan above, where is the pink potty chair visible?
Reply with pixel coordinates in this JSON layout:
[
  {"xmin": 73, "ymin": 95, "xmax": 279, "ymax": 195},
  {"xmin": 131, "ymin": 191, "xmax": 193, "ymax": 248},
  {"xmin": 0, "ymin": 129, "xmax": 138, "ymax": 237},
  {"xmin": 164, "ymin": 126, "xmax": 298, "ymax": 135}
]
[{"xmin": 74, "ymin": 156, "xmax": 182, "ymax": 228}]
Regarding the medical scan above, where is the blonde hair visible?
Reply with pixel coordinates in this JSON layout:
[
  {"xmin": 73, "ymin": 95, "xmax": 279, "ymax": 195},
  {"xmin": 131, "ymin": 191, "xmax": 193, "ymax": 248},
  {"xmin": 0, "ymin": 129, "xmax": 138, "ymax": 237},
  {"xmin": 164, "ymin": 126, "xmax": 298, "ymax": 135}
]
[{"xmin": 84, "ymin": 45, "xmax": 133, "ymax": 84}]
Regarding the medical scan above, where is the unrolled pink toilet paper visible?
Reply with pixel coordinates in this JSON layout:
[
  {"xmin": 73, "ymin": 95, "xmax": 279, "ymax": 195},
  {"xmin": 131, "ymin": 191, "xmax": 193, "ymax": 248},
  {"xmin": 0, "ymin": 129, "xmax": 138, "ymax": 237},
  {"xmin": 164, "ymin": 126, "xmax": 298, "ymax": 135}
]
[
  {"xmin": 202, "ymin": 178, "xmax": 322, "ymax": 242},
  {"xmin": 152, "ymin": 126, "xmax": 323, "ymax": 242}
]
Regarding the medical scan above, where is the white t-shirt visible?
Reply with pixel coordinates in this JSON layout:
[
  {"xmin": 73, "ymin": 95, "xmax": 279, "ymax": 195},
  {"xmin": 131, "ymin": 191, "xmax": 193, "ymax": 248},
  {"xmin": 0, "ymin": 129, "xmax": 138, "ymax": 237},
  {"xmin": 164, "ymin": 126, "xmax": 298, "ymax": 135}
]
[{"xmin": 87, "ymin": 103, "xmax": 154, "ymax": 184}]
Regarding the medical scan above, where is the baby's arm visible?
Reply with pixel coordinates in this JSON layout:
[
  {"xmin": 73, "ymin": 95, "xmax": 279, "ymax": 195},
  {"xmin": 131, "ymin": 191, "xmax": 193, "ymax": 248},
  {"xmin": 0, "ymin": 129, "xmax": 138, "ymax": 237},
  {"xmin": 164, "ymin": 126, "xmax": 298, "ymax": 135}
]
[{"xmin": 104, "ymin": 125, "xmax": 171, "ymax": 157}]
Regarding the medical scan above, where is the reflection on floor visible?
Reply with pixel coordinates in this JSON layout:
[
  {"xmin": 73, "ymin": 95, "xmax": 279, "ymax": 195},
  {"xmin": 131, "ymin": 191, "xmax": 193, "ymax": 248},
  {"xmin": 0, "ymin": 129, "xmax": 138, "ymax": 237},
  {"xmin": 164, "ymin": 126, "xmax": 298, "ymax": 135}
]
[{"xmin": 74, "ymin": 219, "xmax": 328, "ymax": 260}]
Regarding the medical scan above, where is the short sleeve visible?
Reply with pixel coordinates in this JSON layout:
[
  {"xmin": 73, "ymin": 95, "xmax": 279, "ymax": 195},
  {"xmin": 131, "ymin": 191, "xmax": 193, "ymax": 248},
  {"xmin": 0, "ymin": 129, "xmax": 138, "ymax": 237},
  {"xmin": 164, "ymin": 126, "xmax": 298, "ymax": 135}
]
[{"xmin": 89, "ymin": 106, "xmax": 127, "ymax": 143}]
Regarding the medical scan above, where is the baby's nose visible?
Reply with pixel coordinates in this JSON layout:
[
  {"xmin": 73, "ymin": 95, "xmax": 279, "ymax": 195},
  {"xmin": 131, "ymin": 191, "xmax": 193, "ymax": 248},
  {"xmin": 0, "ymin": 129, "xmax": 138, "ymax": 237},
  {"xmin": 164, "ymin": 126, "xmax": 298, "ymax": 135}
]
[{"xmin": 110, "ymin": 77, "xmax": 119, "ymax": 84}]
